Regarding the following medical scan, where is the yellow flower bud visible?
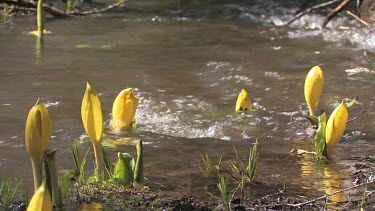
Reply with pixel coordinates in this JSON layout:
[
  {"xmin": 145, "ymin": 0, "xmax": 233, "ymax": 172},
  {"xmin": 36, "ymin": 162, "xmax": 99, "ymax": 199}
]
[
  {"xmin": 111, "ymin": 88, "xmax": 139, "ymax": 131},
  {"xmin": 235, "ymin": 88, "xmax": 252, "ymax": 112},
  {"xmin": 304, "ymin": 66, "xmax": 324, "ymax": 116},
  {"xmin": 81, "ymin": 81, "xmax": 103, "ymax": 143},
  {"xmin": 81, "ymin": 81, "xmax": 104, "ymax": 177},
  {"xmin": 27, "ymin": 182, "xmax": 52, "ymax": 211},
  {"xmin": 325, "ymin": 100, "xmax": 348, "ymax": 157},
  {"xmin": 25, "ymin": 99, "xmax": 52, "ymax": 162}
]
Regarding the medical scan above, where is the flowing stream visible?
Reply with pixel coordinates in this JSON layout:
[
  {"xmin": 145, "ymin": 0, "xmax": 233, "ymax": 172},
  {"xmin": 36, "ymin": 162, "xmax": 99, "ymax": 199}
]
[{"xmin": 0, "ymin": 0, "xmax": 375, "ymax": 209}]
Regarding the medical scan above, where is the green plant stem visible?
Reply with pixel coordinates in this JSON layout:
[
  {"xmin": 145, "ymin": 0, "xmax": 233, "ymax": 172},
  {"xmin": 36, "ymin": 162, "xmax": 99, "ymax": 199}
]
[
  {"xmin": 46, "ymin": 151, "xmax": 61, "ymax": 206},
  {"xmin": 134, "ymin": 139, "xmax": 144, "ymax": 186},
  {"xmin": 92, "ymin": 141, "xmax": 104, "ymax": 179},
  {"xmin": 31, "ymin": 158, "xmax": 43, "ymax": 191},
  {"xmin": 37, "ymin": 0, "xmax": 43, "ymax": 33}
]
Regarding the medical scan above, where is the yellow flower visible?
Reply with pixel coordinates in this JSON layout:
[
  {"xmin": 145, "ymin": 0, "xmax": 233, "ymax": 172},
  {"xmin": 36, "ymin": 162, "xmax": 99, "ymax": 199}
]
[
  {"xmin": 81, "ymin": 81, "xmax": 104, "ymax": 177},
  {"xmin": 81, "ymin": 81, "xmax": 103, "ymax": 143},
  {"xmin": 235, "ymin": 88, "xmax": 252, "ymax": 112},
  {"xmin": 304, "ymin": 66, "xmax": 324, "ymax": 116},
  {"xmin": 27, "ymin": 182, "xmax": 52, "ymax": 211},
  {"xmin": 25, "ymin": 99, "xmax": 52, "ymax": 190},
  {"xmin": 111, "ymin": 88, "xmax": 139, "ymax": 131},
  {"xmin": 25, "ymin": 99, "xmax": 52, "ymax": 162},
  {"xmin": 325, "ymin": 100, "xmax": 348, "ymax": 157}
]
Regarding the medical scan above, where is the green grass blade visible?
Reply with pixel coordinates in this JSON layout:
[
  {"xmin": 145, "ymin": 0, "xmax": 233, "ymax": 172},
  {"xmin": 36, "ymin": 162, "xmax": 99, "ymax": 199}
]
[{"xmin": 102, "ymin": 145, "xmax": 114, "ymax": 178}]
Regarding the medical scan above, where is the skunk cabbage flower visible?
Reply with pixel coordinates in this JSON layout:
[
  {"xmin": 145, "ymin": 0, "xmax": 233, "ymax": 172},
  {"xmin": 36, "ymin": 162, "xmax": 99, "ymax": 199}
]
[
  {"xmin": 325, "ymin": 100, "xmax": 348, "ymax": 158},
  {"xmin": 235, "ymin": 88, "xmax": 252, "ymax": 112},
  {"xmin": 81, "ymin": 81, "xmax": 103, "ymax": 143},
  {"xmin": 25, "ymin": 99, "xmax": 52, "ymax": 191},
  {"xmin": 111, "ymin": 88, "xmax": 139, "ymax": 131},
  {"xmin": 25, "ymin": 99, "xmax": 52, "ymax": 162},
  {"xmin": 304, "ymin": 66, "xmax": 324, "ymax": 116},
  {"xmin": 28, "ymin": 0, "xmax": 51, "ymax": 37},
  {"xmin": 27, "ymin": 182, "xmax": 52, "ymax": 211},
  {"xmin": 81, "ymin": 81, "xmax": 104, "ymax": 176}
]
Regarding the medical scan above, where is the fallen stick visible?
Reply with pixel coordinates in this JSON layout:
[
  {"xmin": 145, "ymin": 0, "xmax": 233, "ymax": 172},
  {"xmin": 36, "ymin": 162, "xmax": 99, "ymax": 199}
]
[
  {"xmin": 286, "ymin": 0, "xmax": 342, "ymax": 26},
  {"xmin": 286, "ymin": 180, "xmax": 375, "ymax": 207},
  {"xmin": 347, "ymin": 110, "xmax": 368, "ymax": 124},
  {"xmin": 321, "ymin": 0, "xmax": 352, "ymax": 28},
  {"xmin": 346, "ymin": 10, "xmax": 372, "ymax": 26},
  {"xmin": 0, "ymin": 0, "xmax": 124, "ymax": 17}
]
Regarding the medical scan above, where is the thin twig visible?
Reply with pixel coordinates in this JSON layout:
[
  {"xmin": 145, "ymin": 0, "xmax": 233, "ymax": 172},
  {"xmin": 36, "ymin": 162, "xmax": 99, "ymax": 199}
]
[
  {"xmin": 321, "ymin": 0, "xmax": 351, "ymax": 28},
  {"xmin": 347, "ymin": 110, "xmax": 368, "ymax": 123},
  {"xmin": 346, "ymin": 10, "xmax": 372, "ymax": 26},
  {"xmin": 204, "ymin": 186, "xmax": 221, "ymax": 200},
  {"xmin": 296, "ymin": 0, "xmax": 314, "ymax": 14},
  {"xmin": 260, "ymin": 188, "xmax": 285, "ymax": 199},
  {"xmin": 286, "ymin": 0, "xmax": 342, "ymax": 26},
  {"xmin": 0, "ymin": 0, "xmax": 124, "ymax": 17},
  {"xmin": 71, "ymin": 1, "xmax": 124, "ymax": 16},
  {"xmin": 286, "ymin": 180, "xmax": 375, "ymax": 207}
]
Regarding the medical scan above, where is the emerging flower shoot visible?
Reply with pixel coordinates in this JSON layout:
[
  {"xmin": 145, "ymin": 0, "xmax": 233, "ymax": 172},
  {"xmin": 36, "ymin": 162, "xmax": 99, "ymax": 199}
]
[
  {"xmin": 81, "ymin": 81, "xmax": 104, "ymax": 178},
  {"xmin": 110, "ymin": 88, "xmax": 139, "ymax": 131},
  {"xmin": 304, "ymin": 66, "xmax": 324, "ymax": 116},
  {"xmin": 325, "ymin": 100, "xmax": 348, "ymax": 158},
  {"xmin": 235, "ymin": 88, "xmax": 252, "ymax": 112},
  {"xmin": 25, "ymin": 99, "xmax": 52, "ymax": 191}
]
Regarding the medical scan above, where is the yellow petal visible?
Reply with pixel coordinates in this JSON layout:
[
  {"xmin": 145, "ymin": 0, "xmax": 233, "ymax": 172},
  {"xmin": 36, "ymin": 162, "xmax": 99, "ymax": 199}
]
[
  {"xmin": 111, "ymin": 88, "xmax": 139, "ymax": 131},
  {"xmin": 304, "ymin": 66, "xmax": 324, "ymax": 116},
  {"xmin": 81, "ymin": 81, "xmax": 103, "ymax": 143},
  {"xmin": 325, "ymin": 100, "xmax": 348, "ymax": 154},
  {"xmin": 235, "ymin": 88, "xmax": 252, "ymax": 112},
  {"xmin": 25, "ymin": 99, "xmax": 52, "ymax": 161},
  {"xmin": 27, "ymin": 182, "xmax": 52, "ymax": 211}
]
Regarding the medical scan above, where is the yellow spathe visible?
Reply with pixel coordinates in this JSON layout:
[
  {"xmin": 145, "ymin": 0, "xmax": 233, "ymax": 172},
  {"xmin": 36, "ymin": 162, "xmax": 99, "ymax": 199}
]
[
  {"xmin": 325, "ymin": 100, "xmax": 348, "ymax": 157},
  {"xmin": 27, "ymin": 182, "xmax": 52, "ymax": 211},
  {"xmin": 304, "ymin": 66, "xmax": 324, "ymax": 116},
  {"xmin": 111, "ymin": 88, "xmax": 139, "ymax": 131},
  {"xmin": 235, "ymin": 88, "xmax": 252, "ymax": 112},
  {"xmin": 25, "ymin": 99, "xmax": 52, "ymax": 161},
  {"xmin": 81, "ymin": 81, "xmax": 103, "ymax": 143}
]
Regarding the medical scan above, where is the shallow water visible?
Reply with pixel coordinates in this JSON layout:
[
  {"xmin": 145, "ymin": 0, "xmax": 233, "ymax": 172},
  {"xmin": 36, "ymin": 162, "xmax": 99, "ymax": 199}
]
[{"xmin": 0, "ymin": 0, "xmax": 375, "ymax": 208}]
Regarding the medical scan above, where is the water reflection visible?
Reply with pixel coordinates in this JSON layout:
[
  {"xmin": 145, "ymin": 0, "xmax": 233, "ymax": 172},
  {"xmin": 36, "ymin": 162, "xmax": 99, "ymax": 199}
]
[
  {"xmin": 298, "ymin": 154, "xmax": 345, "ymax": 205},
  {"xmin": 80, "ymin": 202, "xmax": 103, "ymax": 211},
  {"xmin": 35, "ymin": 34, "xmax": 43, "ymax": 65}
]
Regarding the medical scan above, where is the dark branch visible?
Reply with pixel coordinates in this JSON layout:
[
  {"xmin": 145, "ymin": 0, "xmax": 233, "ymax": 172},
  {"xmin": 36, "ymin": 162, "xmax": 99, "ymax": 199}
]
[
  {"xmin": 286, "ymin": 0, "xmax": 342, "ymax": 26},
  {"xmin": 321, "ymin": 0, "xmax": 352, "ymax": 28}
]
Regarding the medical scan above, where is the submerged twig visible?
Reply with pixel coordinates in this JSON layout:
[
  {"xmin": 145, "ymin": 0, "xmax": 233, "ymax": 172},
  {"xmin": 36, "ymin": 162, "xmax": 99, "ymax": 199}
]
[
  {"xmin": 72, "ymin": 2, "xmax": 124, "ymax": 16},
  {"xmin": 286, "ymin": 180, "xmax": 375, "ymax": 207},
  {"xmin": 321, "ymin": 0, "xmax": 351, "ymax": 28},
  {"xmin": 286, "ymin": 0, "xmax": 342, "ymax": 26},
  {"xmin": 347, "ymin": 110, "xmax": 368, "ymax": 123},
  {"xmin": 346, "ymin": 10, "xmax": 372, "ymax": 26}
]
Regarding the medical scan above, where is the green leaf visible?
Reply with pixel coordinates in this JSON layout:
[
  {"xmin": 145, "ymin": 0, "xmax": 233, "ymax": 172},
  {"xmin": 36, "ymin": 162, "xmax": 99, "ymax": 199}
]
[
  {"xmin": 346, "ymin": 97, "xmax": 357, "ymax": 108},
  {"xmin": 315, "ymin": 113, "xmax": 327, "ymax": 160},
  {"xmin": 134, "ymin": 139, "xmax": 144, "ymax": 186},
  {"xmin": 306, "ymin": 115, "xmax": 319, "ymax": 129},
  {"xmin": 59, "ymin": 171, "xmax": 78, "ymax": 201},
  {"xmin": 79, "ymin": 147, "xmax": 90, "ymax": 184},
  {"xmin": 112, "ymin": 152, "xmax": 134, "ymax": 187}
]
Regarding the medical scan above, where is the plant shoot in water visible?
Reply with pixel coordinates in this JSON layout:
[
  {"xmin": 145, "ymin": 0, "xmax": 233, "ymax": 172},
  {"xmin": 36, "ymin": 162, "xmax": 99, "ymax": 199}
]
[
  {"xmin": 304, "ymin": 65, "xmax": 324, "ymax": 117},
  {"xmin": 235, "ymin": 88, "xmax": 252, "ymax": 112},
  {"xmin": 81, "ymin": 81, "xmax": 105, "ymax": 179},
  {"xmin": 25, "ymin": 99, "xmax": 52, "ymax": 191},
  {"xmin": 110, "ymin": 88, "xmax": 139, "ymax": 132}
]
